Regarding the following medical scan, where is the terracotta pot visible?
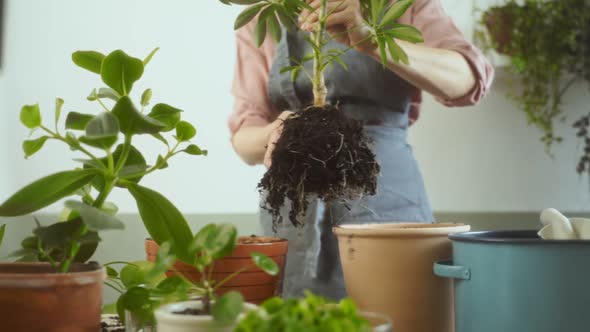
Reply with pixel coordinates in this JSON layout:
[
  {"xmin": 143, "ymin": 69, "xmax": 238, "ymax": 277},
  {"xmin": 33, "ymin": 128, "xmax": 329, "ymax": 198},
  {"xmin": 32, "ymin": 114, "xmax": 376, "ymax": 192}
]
[
  {"xmin": 0, "ymin": 262, "xmax": 105, "ymax": 332},
  {"xmin": 333, "ymin": 223, "xmax": 470, "ymax": 332},
  {"xmin": 146, "ymin": 237, "xmax": 288, "ymax": 304},
  {"xmin": 483, "ymin": 6, "xmax": 516, "ymax": 55},
  {"xmin": 155, "ymin": 301, "xmax": 257, "ymax": 332}
]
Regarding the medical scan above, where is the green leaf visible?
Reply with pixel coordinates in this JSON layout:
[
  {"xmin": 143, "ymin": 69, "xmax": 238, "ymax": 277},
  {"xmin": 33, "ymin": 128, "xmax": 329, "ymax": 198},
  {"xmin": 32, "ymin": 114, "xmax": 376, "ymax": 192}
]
[
  {"xmin": 377, "ymin": 37, "xmax": 388, "ymax": 67},
  {"xmin": 175, "ymin": 121, "xmax": 196, "ymax": 141},
  {"xmin": 55, "ymin": 98, "xmax": 64, "ymax": 130},
  {"xmin": 140, "ymin": 89, "xmax": 153, "ymax": 107},
  {"xmin": 254, "ymin": 7, "xmax": 271, "ymax": 47},
  {"xmin": 112, "ymin": 96, "xmax": 166, "ymax": 135},
  {"xmin": 79, "ymin": 135, "xmax": 118, "ymax": 149},
  {"xmin": 101, "ymin": 202, "xmax": 119, "ymax": 216},
  {"xmin": 146, "ymin": 242, "xmax": 176, "ymax": 281},
  {"xmin": 332, "ymin": 56, "xmax": 348, "ymax": 71},
  {"xmin": 386, "ymin": 24, "xmax": 423, "ymax": 43},
  {"xmin": 0, "ymin": 169, "xmax": 97, "ymax": 217},
  {"xmin": 85, "ymin": 112, "xmax": 120, "ymax": 138},
  {"xmin": 72, "ymin": 50, "xmax": 105, "ymax": 75},
  {"xmin": 370, "ymin": 0, "xmax": 383, "ymax": 26},
  {"xmin": 154, "ymin": 276, "xmax": 187, "ymax": 294},
  {"xmin": 152, "ymin": 133, "xmax": 169, "ymax": 146},
  {"xmin": 212, "ymin": 291, "xmax": 244, "ymax": 324},
  {"xmin": 148, "ymin": 103, "xmax": 182, "ymax": 132},
  {"xmin": 183, "ymin": 144, "xmax": 207, "ymax": 156},
  {"xmin": 120, "ymin": 286, "xmax": 150, "ymax": 311},
  {"xmin": 143, "ymin": 47, "xmax": 160, "ymax": 66},
  {"xmin": 106, "ymin": 266, "xmax": 118, "ymax": 277},
  {"xmin": 381, "ymin": 0, "xmax": 414, "ymax": 27},
  {"xmin": 251, "ymin": 252, "xmax": 279, "ymax": 276},
  {"xmin": 234, "ymin": 3, "xmax": 267, "ymax": 30},
  {"xmin": 20, "ymin": 104, "xmax": 42, "ymax": 129},
  {"xmin": 101, "ymin": 50, "xmax": 144, "ymax": 96},
  {"xmin": 23, "ymin": 136, "xmax": 49, "ymax": 159},
  {"xmin": 96, "ymin": 88, "xmax": 122, "ymax": 102},
  {"xmin": 127, "ymin": 184, "xmax": 193, "ymax": 263},
  {"xmin": 387, "ymin": 39, "xmax": 409, "ymax": 65},
  {"xmin": 0, "ymin": 224, "xmax": 5, "ymax": 247},
  {"xmin": 291, "ymin": 67, "xmax": 301, "ymax": 82},
  {"xmin": 65, "ymin": 112, "xmax": 94, "ymax": 131},
  {"xmin": 64, "ymin": 200, "xmax": 125, "ymax": 231},
  {"xmin": 191, "ymin": 223, "xmax": 237, "ymax": 260},
  {"xmin": 156, "ymin": 155, "xmax": 169, "ymax": 169},
  {"xmin": 267, "ymin": 12, "xmax": 282, "ymax": 43},
  {"xmin": 120, "ymin": 261, "xmax": 164, "ymax": 288},
  {"xmin": 280, "ymin": 66, "xmax": 300, "ymax": 74},
  {"xmin": 34, "ymin": 218, "xmax": 85, "ymax": 249}
]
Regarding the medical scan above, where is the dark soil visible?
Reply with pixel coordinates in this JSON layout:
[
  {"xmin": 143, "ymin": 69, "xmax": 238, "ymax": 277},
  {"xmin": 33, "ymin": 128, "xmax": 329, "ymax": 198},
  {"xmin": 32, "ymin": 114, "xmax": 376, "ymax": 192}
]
[
  {"xmin": 174, "ymin": 308, "xmax": 206, "ymax": 316},
  {"xmin": 259, "ymin": 105, "xmax": 380, "ymax": 229}
]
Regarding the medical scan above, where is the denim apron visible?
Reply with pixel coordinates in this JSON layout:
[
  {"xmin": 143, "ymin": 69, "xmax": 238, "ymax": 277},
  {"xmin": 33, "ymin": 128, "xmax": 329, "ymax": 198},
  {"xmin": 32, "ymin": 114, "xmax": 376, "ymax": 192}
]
[{"xmin": 262, "ymin": 30, "xmax": 434, "ymax": 300}]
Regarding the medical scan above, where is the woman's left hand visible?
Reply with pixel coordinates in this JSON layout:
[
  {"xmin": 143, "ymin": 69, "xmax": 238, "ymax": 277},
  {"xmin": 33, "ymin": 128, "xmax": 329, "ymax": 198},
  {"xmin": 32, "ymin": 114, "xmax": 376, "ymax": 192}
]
[{"xmin": 298, "ymin": 0, "xmax": 375, "ymax": 52}]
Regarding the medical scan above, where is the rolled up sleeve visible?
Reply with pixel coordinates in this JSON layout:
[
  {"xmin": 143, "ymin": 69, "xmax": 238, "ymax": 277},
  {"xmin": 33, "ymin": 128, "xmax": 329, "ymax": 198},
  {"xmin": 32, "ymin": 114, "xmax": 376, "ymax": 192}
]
[
  {"xmin": 228, "ymin": 22, "xmax": 276, "ymax": 137},
  {"xmin": 411, "ymin": 0, "xmax": 494, "ymax": 106}
]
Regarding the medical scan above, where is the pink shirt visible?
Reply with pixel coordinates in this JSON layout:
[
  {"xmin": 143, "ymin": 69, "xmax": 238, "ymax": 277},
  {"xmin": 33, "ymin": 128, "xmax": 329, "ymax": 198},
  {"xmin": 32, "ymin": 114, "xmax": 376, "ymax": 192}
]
[{"xmin": 229, "ymin": 0, "xmax": 494, "ymax": 136}]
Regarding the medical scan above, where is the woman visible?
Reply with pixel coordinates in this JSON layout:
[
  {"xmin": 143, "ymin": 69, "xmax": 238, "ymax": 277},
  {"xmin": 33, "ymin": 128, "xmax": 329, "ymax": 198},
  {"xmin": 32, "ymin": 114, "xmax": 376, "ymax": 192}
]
[{"xmin": 228, "ymin": 0, "xmax": 494, "ymax": 300}]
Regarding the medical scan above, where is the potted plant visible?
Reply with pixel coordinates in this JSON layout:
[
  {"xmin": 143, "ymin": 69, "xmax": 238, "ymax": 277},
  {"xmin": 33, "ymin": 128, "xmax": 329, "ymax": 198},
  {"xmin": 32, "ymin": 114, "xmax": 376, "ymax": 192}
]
[
  {"xmin": 152, "ymin": 223, "xmax": 280, "ymax": 332},
  {"xmin": 235, "ymin": 292, "xmax": 392, "ymax": 332},
  {"xmin": 145, "ymin": 235, "xmax": 288, "ymax": 304},
  {"xmin": 220, "ymin": 0, "xmax": 424, "ymax": 227},
  {"xmin": 0, "ymin": 47, "xmax": 206, "ymax": 331},
  {"xmin": 476, "ymin": 0, "xmax": 590, "ymax": 151}
]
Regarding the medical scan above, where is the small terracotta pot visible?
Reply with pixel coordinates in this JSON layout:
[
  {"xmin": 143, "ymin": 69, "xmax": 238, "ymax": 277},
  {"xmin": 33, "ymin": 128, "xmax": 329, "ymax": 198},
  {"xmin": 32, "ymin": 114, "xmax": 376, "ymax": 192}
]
[
  {"xmin": 146, "ymin": 237, "xmax": 288, "ymax": 304},
  {"xmin": 483, "ymin": 7, "xmax": 515, "ymax": 55},
  {"xmin": 334, "ymin": 223, "xmax": 470, "ymax": 332},
  {"xmin": 0, "ymin": 262, "xmax": 105, "ymax": 332}
]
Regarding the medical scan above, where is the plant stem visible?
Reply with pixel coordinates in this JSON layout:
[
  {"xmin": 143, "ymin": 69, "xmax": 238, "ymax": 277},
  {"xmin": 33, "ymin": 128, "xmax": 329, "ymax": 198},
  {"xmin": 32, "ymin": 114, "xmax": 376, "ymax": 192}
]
[
  {"xmin": 40, "ymin": 125, "xmax": 105, "ymax": 168},
  {"xmin": 115, "ymin": 135, "xmax": 133, "ymax": 173},
  {"xmin": 212, "ymin": 266, "xmax": 249, "ymax": 292},
  {"xmin": 96, "ymin": 98, "xmax": 110, "ymax": 113},
  {"xmin": 312, "ymin": 0, "xmax": 329, "ymax": 107}
]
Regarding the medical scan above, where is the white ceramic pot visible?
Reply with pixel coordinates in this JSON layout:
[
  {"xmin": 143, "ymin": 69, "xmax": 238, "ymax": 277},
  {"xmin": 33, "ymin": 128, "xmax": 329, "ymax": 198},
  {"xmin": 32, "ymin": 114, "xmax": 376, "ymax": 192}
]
[{"xmin": 155, "ymin": 301, "xmax": 257, "ymax": 332}]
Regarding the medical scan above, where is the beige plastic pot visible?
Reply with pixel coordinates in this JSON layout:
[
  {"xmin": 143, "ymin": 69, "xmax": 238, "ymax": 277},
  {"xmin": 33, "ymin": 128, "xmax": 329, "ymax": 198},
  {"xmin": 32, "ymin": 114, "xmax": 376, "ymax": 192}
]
[
  {"xmin": 334, "ymin": 223, "xmax": 470, "ymax": 332},
  {"xmin": 155, "ymin": 301, "xmax": 257, "ymax": 332}
]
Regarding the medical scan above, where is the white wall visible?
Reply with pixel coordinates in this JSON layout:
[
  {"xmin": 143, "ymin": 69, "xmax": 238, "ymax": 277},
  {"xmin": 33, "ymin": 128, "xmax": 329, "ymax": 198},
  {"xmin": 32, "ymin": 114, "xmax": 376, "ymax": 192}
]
[{"xmin": 1, "ymin": 0, "xmax": 589, "ymax": 217}]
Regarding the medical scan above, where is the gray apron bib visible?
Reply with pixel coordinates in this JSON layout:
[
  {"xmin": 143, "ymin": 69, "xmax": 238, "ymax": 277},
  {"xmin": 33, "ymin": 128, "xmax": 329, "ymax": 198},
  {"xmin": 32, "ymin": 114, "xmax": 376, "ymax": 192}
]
[{"xmin": 262, "ymin": 30, "xmax": 434, "ymax": 300}]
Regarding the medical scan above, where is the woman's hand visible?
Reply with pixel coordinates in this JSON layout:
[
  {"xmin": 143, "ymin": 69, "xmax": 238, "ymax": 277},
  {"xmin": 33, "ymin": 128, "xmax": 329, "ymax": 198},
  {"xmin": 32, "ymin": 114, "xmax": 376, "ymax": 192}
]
[
  {"xmin": 264, "ymin": 111, "xmax": 294, "ymax": 168},
  {"xmin": 298, "ymin": 0, "xmax": 375, "ymax": 52}
]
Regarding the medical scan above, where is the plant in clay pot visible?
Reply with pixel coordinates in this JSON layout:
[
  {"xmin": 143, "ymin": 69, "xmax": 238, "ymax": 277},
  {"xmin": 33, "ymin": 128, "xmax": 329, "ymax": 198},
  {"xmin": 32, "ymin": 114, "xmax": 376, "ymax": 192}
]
[
  {"xmin": 0, "ymin": 47, "xmax": 206, "ymax": 332},
  {"xmin": 235, "ymin": 291, "xmax": 392, "ymax": 332},
  {"xmin": 220, "ymin": 0, "xmax": 424, "ymax": 227},
  {"xmin": 145, "ymin": 234, "xmax": 288, "ymax": 305},
  {"xmin": 152, "ymin": 223, "xmax": 280, "ymax": 332}
]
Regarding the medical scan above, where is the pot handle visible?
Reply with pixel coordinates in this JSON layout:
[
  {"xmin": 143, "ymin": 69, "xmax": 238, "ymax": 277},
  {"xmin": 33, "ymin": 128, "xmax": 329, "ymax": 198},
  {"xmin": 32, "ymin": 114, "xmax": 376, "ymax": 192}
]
[{"xmin": 433, "ymin": 260, "xmax": 471, "ymax": 280}]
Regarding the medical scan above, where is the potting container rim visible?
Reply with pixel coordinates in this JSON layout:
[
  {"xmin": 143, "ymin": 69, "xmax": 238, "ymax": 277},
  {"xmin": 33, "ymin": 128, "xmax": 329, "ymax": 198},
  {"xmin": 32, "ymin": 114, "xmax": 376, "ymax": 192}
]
[
  {"xmin": 333, "ymin": 223, "xmax": 470, "ymax": 237},
  {"xmin": 155, "ymin": 300, "xmax": 257, "ymax": 324},
  {"xmin": 0, "ymin": 262, "xmax": 105, "ymax": 288},
  {"xmin": 145, "ymin": 237, "xmax": 288, "ymax": 246},
  {"xmin": 449, "ymin": 230, "xmax": 590, "ymax": 244}
]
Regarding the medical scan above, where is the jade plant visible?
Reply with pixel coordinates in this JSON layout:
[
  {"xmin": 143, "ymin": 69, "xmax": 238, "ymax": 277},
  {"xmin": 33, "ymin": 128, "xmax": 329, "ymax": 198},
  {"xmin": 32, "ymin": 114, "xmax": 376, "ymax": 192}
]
[
  {"xmin": 235, "ymin": 292, "xmax": 374, "ymax": 332},
  {"xmin": 0, "ymin": 48, "xmax": 206, "ymax": 272},
  {"xmin": 476, "ymin": 0, "xmax": 590, "ymax": 151},
  {"xmin": 221, "ymin": 0, "xmax": 423, "ymax": 227},
  {"xmin": 113, "ymin": 224, "xmax": 279, "ymax": 326}
]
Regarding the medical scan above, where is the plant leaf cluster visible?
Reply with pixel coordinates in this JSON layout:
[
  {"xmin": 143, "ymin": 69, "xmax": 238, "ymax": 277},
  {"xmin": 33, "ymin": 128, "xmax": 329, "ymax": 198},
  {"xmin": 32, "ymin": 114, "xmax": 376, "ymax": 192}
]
[
  {"xmin": 235, "ymin": 291, "xmax": 373, "ymax": 332},
  {"xmin": 0, "ymin": 48, "xmax": 207, "ymax": 272},
  {"xmin": 477, "ymin": 0, "xmax": 590, "ymax": 151}
]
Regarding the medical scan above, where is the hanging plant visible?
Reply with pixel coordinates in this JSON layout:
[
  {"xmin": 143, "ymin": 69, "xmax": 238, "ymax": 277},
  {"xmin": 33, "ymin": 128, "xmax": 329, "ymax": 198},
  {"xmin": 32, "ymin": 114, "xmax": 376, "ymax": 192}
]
[{"xmin": 477, "ymin": 0, "xmax": 590, "ymax": 151}]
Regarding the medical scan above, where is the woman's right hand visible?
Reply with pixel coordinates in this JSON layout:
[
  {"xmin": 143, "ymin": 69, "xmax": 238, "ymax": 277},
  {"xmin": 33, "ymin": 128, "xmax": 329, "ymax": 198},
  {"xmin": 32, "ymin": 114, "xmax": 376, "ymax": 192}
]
[{"xmin": 264, "ymin": 111, "xmax": 294, "ymax": 168}]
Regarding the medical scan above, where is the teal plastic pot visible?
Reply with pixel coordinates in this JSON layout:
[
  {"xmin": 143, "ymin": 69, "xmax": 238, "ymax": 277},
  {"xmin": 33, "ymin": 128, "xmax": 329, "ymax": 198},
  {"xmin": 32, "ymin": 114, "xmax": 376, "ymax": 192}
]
[{"xmin": 434, "ymin": 230, "xmax": 590, "ymax": 332}]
